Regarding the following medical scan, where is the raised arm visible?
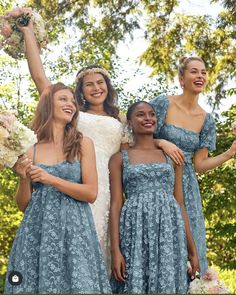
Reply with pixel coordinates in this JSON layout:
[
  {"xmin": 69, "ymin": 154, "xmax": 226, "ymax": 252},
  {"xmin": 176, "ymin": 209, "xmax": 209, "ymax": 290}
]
[
  {"xmin": 28, "ymin": 137, "xmax": 98, "ymax": 203},
  {"xmin": 194, "ymin": 140, "xmax": 236, "ymax": 173},
  {"xmin": 173, "ymin": 164, "xmax": 200, "ymax": 279},
  {"xmin": 19, "ymin": 20, "xmax": 51, "ymax": 94},
  {"xmin": 109, "ymin": 152, "xmax": 126, "ymax": 282}
]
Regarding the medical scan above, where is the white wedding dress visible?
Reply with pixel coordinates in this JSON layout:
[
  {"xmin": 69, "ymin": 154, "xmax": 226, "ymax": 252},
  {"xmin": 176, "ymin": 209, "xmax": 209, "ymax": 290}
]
[{"xmin": 78, "ymin": 112, "xmax": 129, "ymax": 273}]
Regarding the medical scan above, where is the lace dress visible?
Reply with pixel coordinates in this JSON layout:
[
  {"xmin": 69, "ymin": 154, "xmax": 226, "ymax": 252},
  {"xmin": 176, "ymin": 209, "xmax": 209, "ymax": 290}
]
[
  {"xmin": 150, "ymin": 95, "xmax": 216, "ymax": 275},
  {"xmin": 4, "ymin": 160, "xmax": 111, "ymax": 294},
  {"xmin": 110, "ymin": 151, "xmax": 188, "ymax": 294},
  {"xmin": 78, "ymin": 112, "xmax": 127, "ymax": 271}
]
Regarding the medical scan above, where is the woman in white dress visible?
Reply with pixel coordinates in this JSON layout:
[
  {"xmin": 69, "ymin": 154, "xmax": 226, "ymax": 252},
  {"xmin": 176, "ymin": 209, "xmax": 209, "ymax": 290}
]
[{"xmin": 19, "ymin": 20, "xmax": 129, "ymax": 272}]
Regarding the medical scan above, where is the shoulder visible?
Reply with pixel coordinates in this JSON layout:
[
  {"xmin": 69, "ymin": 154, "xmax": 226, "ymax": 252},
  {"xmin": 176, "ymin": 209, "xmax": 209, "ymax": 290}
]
[
  {"xmin": 118, "ymin": 113, "xmax": 127, "ymax": 123},
  {"xmin": 150, "ymin": 94, "xmax": 168, "ymax": 106},
  {"xmin": 109, "ymin": 152, "xmax": 123, "ymax": 165},
  {"xmin": 80, "ymin": 136, "xmax": 95, "ymax": 155},
  {"xmin": 201, "ymin": 112, "xmax": 216, "ymax": 131},
  {"xmin": 80, "ymin": 136, "xmax": 94, "ymax": 147}
]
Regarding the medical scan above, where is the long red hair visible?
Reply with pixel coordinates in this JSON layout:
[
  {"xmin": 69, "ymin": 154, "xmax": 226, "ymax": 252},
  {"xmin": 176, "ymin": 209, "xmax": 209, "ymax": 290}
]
[{"xmin": 31, "ymin": 82, "xmax": 82, "ymax": 162}]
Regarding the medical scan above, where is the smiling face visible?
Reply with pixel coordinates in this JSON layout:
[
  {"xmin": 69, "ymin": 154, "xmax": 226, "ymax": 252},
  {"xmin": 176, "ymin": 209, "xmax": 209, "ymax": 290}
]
[
  {"xmin": 53, "ymin": 89, "xmax": 77, "ymax": 124},
  {"xmin": 180, "ymin": 60, "xmax": 208, "ymax": 94},
  {"xmin": 82, "ymin": 73, "xmax": 108, "ymax": 107},
  {"xmin": 129, "ymin": 102, "xmax": 157, "ymax": 135}
]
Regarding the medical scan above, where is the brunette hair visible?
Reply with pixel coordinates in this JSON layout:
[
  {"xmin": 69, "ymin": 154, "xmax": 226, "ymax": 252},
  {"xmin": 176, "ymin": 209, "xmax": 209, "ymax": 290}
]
[
  {"xmin": 31, "ymin": 82, "xmax": 82, "ymax": 162},
  {"xmin": 178, "ymin": 56, "xmax": 205, "ymax": 78},
  {"xmin": 75, "ymin": 65, "xmax": 119, "ymax": 119},
  {"xmin": 126, "ymin": 101, "xmax": 156, "ymax": 120}
]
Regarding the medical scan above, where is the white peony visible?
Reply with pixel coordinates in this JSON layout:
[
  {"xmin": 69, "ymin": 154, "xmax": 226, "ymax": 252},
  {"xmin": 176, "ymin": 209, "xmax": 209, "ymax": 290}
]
[
  {"xmin": 0, "ymin": 110, "xmax": 37, "ymax": 170},
  {"xmin": 0, "ymin": 8, "xmax": 47, "ymax": 59}
]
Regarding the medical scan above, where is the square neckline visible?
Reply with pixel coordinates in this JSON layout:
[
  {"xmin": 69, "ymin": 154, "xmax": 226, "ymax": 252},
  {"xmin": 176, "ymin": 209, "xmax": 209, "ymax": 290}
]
[
  {"xmin": 164, "ymin": 96, "xmax": 209, "ymax": 135},
  {"xmin": 33, "ymin": 144, "xmax": 80, "ymax": 167},
  {"xmin": 123, "ymin": 149, "xmax": 170, "ymax": 166}
]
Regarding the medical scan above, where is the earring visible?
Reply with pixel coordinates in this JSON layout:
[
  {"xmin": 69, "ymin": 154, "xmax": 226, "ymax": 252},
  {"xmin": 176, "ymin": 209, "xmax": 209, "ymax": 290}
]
[
  {"xmin": 129, "ymin": 126, "xmax": 133, "ymax": 134},
  {"xmin": 81, "ymin": 94, "xmax": 85, "ymax": 103}
]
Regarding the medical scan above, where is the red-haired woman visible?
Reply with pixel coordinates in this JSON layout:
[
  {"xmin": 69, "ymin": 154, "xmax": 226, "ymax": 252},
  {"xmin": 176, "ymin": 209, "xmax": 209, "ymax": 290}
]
[{"xmin": 5, "ymin": 83, "xmax": 111, "ymax": 294}]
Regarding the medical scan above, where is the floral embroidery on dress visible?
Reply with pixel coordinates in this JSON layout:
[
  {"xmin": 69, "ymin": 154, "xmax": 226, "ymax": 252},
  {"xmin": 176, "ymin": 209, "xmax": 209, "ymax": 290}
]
[
  {"xmin": 5, "ymin": 161, "xmax": 111, "ymax": 294},
  {"xmin": 78, "ymin": 112, "xmax": 126, "ymax": 272},
  {"xmin": 150, "ymin": 95, "xmax": 216, "ymax": 275}
]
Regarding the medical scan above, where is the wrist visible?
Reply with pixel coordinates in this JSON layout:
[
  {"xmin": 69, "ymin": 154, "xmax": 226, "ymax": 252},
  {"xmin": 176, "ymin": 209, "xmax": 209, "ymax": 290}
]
[
  {"xmin": 157, "ymin": 139, "xmax": 165, "ymax": 148},
  {"xmin": 225, "ymin": 149, "xmax": 234, "ymax": 160},
  {"xmin": 19, "ymin": 175, "xmax": 29, "ymax": 181},
  {"xmin": 111, "ymin": 247, "xmax": 121, "ymax": 255},
  {"xmin": 47, "ymin": 174, "xmax": 56, "ymax": 186}
]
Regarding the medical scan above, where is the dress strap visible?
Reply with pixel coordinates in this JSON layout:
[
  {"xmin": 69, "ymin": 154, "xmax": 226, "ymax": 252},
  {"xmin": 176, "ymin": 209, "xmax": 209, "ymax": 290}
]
[
  {"xmin": 121, "ymin": 150, "xmax": 129, "ymax": 167},
  {"xmin": 33, "ymin": 143, "xmax": 37, "ymax": 165},
  {"xmin": 163, "ymin": 151, "xmax": 173, "ymax": 166}
]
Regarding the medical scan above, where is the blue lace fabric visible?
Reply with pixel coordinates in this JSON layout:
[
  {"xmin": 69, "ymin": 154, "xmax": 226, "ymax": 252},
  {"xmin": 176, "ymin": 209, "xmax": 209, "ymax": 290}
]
[
  {"xmin": 110, "ymin": 151, "xmax": 188, "ymax": 294},
  {"xmin": 150, "ymin": 95, "xmax": 216, "ymax": 275},
  {"xmin": 4, "ymin": 161, "xmax": 111, "ymax": 294}
]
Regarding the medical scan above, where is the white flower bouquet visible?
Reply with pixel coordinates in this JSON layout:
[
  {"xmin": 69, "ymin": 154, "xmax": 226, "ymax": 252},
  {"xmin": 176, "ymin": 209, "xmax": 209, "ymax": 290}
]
[
  {"xmin": 188, "ymin": 268, "xmax": 229, "ymax": 294},
  {"xmin": 0, "ymin": 110, "xmax": 37, "ymax": 170},
  {"xmin": 121, "ymin": 123, "xmax": 134, "ymax": 146},
  {"xmin": 0, "ymin": 7, "xmax": 47, "ymax": 59}
]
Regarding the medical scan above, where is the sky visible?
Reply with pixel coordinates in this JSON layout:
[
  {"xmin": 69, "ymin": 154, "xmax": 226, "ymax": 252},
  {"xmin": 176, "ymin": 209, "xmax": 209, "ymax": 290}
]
[
  {"xmin": 115, "ymin": 0, "xmax": 235, "ymax": 114},
  {"xmin": 6, "ymin": 0, "xmax": 235, "ymax": 114}
]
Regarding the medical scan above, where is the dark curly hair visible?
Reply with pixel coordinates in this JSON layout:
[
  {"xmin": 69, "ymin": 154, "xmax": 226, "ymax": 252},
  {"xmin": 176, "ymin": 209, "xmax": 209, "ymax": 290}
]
[
  {"xmin": 75, "ymin": 65, "xmax": 119, "ymax": 119},
  {"xmin": 126, "ymin": 101, "xmax": 156, "ymax": 120}
]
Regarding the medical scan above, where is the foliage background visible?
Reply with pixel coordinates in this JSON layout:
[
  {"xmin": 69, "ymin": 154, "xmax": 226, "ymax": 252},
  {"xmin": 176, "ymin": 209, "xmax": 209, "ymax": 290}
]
[{"xmin": 0, "ymin": 0, "xmax": 235, "ymax": 292}]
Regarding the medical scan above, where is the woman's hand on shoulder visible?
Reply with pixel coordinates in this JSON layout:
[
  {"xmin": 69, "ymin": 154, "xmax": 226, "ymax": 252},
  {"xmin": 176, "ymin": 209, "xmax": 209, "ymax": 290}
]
[{"xmin": 157, "ymin": 139, "xmax": 184, "ymax": 165}]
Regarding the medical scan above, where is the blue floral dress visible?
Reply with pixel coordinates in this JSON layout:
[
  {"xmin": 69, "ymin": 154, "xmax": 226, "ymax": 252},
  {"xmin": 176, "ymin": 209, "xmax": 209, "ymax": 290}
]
[
  {"xmin": 110, "ymin": 150, "xmax": 188, "ymax": 294},
  {"xmin": 150, "ymin": 95, "xmax": 216, "ymax": 275},
  {"xmin": 4, "ymin": 160, "xmax": 111, "ymax": 294}
]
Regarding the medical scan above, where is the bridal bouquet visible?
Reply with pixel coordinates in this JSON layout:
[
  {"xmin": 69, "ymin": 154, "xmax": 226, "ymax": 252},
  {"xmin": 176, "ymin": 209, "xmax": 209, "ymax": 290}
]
[
  {"xmin": 0, "ymin": 110, "xmax": 37, "ymax": 170},
  {"xmin": 0, "ymin": 7, "xmax": 47, "ymax": 59},
  {"xmin": 188, "ymin": 268, "xmax": 229, "ymax": 294}
]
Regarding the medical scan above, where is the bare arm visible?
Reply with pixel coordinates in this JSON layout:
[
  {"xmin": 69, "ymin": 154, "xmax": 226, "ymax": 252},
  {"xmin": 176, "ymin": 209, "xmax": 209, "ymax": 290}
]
[
  {"xmin": 174, "ymin": 164, "xmax": 200, "ymax": 278},
  {"xmin": 109, "ymin": 152, "xmax": 126, "ymax": 282},
  {"xmin": 14, "ymin": 152, "xmax": 33, "ymax": 212},
  {"xmin": 28, "ymin": 137, "xmax": 98, "ymax": 203},
  {"xmin": 194, "ymin": 140, "xmax": 236, "ymax": 173},
  {"xmin": 19, "ymin": 21, "xmax": 51, "ymax": 94}
]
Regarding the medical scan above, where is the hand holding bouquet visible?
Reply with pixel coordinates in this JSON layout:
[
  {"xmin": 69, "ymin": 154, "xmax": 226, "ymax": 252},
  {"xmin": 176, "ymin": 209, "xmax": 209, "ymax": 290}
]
[
  {"xmin": 0, "ymin": 110, "xmax": 37, "ymax": 170},
  {"xmin": 0, "ymin": 7, "xmax": 47, "ymax": 59},
  {"xmin": 188, "ymin": 268, "xmax": 229, "ymax": 294}
]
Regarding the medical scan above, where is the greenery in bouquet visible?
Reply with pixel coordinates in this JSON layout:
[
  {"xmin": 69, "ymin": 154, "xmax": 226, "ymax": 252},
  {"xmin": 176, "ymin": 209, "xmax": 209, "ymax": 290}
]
[
  {"xmin": 0, "ymin": 7, "xmax": 47, "ymax": 59},
  {"xmin": 0, "ymin": 110, "xmax": 37, "ymax": 170}
]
